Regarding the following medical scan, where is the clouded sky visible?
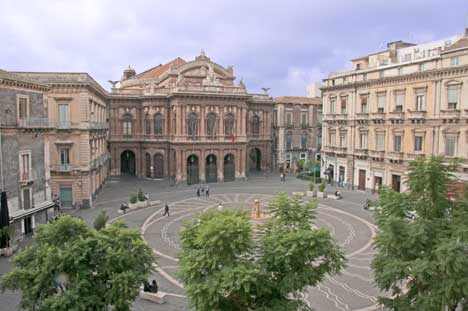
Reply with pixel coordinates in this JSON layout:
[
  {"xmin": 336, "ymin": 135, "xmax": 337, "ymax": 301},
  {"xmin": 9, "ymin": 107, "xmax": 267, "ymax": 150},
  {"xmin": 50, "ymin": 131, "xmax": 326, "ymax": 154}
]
[{"xmin": 1, "ymin": 0, "xmax": 467, "ymax": 96}]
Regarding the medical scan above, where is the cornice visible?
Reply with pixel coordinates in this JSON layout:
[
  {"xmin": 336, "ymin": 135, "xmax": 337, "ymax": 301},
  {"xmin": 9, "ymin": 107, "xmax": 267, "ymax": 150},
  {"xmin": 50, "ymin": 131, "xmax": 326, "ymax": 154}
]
[{"xmin": 0, "ymin": 79, "xmax": 49, "ymax": 92}]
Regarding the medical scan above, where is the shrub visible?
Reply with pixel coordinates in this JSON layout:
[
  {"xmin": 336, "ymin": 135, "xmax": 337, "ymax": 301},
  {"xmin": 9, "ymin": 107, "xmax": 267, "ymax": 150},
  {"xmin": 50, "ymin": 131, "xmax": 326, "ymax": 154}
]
[
  {"xmin": 129, "ymin": 193, "xmax": 138, "ymax": 204},
  {"xmin": 309, "ymin": 182, "xmax": 315, "ymax": 191},
  {"xmin": 137, "ymin": 188, "xmax": 146, "ymax": 202},
  {"xmin": 93, "ymin": 210, "xmax": 109, "ymax": 230},
  {"xmin": 318, "ymin": 182, "xmax": 326, "ymax": 193}
]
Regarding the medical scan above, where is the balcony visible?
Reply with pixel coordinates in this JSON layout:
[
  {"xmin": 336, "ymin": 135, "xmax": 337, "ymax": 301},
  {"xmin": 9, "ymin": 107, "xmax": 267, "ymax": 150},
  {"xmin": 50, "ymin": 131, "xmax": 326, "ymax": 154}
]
[
  {"xmin": 370, "ymin": 112, "xmax": 385, "ymax": 123},
  {"xmin": 334, "ymin": 114, "xmax": 348, "ymax": 124},
  {"xmin": 51, "ymin": 164, "xmax": 73, "ymax": 172},
  {"xmin": 406, "ymin": 153, "xmax": 425, "ymax": 161},
  {"xmin": 354, "ymin": 148, "xmax": 368, "ymax": 157},
  {"xmin": 17, "ymin": 118, "xmax": 52, "ymax": 129},
  {"xmin": 388, "ymin": 111, "xmax": 405, "ymax": 123},
  {"xmin": 388, "ymin": 151, "xmax": 404, "ymax": 161},
  {"xmin": 322, "ymin": 115, "xmax": 335, "ymax": 123},
  {"xmin": 88, "ymin": 121, "xmax": 109, "ymax": 130},
  {"xmin": 407, "ymin": 110, "xmax": 426, "ymax": 123},
  {"xmin": 19, "ymin": 172, "xmax": 33, "ymax": 183},
  {"xmin": 56, "ymin": 121, "xmax": 71, "ymax": 129},
  {"xmin": 369, "ymin": 150, "xmax": 385, "ymax": 159},
  {"xmin": 355, "ymin": 113, "xmax": 369, "ymax": 123},
  {"xmin": 440, "ymin": 109, "xmax": 460, "ymax": 123},
  {"xmin": 334, "ymin": 146, "xmax": 347, "ymax": 156}
]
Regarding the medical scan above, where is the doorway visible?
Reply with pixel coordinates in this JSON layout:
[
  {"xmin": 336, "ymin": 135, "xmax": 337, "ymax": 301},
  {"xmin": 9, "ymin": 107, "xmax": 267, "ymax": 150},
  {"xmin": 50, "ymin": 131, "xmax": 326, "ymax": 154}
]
[
  {"xmin": 223, "ymin": 154, "xmax": 235, "ymax": 182},
  {"xmin": 187, "ymin": 155, "xmax": 199, "ymax": 185},
  {"xmin": 392, "ymin": 174, "xmax": 401, "ymax": 192},
  {"xmin": 358, "ymin": 169, "xmax": 366, "ymax": 191},
  {"xmin": 120, "ymin": 150, "xmax": 136, "ymax": 175},
  {"xmin": 249, "ymin": 148, "xmax": 261, "ymax": 171},
  {"xmin": 153, "ymin": 154, "xmax": 164, "ymax": 178},
  {"xmin": 205, "ymin": 154, "xmax": 217, "ymax": 183}
]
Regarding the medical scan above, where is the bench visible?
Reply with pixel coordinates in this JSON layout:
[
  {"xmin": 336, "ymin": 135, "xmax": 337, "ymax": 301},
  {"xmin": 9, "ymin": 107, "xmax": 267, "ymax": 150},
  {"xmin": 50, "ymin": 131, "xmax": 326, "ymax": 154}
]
[
  {"xmin": 291, "ymin": 192, "xmax": 305, "ymax": 197},
  {"xmin": 327, "ymin": 195, "xmax": 342, "ymax": 200},
  {"xmin": 139, "ymin": 290, "xmax": 167, "ymax": 304}
]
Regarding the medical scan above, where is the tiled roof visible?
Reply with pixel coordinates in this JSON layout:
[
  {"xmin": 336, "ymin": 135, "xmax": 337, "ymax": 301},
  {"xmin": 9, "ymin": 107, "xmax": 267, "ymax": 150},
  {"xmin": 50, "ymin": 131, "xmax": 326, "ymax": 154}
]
[
  {"xmin": 442, "ymin": 37, "xmax": 468, "ymax": 53},
  {"xmin": 274, "ymin": 96, "xmax": 321, "ymax": 104},
  {"xmin": 0, "ymin": 69, "xmax": 48, "ymax": 88},
  {"xmin": 131, "ymin": 57, "xmax": 186, "ymax": 80}
]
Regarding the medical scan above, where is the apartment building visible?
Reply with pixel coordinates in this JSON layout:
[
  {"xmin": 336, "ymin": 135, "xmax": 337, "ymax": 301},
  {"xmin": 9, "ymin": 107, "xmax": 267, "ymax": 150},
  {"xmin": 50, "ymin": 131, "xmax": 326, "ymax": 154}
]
[
  {"xmin": 321, "ymin": 29, "xmax": 468, "ymax": 192},
  {"xmin": 273, "ymin": 96, "xmax": 322, "ymax": 172},
  {"xmin": 13, "ymin": 72, "xmax": 109, "ymax": 208},
  {"xmin": 0, "ymin": 70, "xmax": 54, "ymax": 239}
]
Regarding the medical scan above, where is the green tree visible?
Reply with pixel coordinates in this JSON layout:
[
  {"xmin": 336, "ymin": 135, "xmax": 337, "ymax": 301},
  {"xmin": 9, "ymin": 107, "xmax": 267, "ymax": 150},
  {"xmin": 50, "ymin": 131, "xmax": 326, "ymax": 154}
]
[
  {"xmin": 178, "ymin": 193, "xmax": 345, "ymax": 311},
  {"xmin": 372, "ymin": 156, "xmax": 468, "ymax": 311},
  {"xmin": 0, "ymin": 215, "xmax": 155, "ymax": 311},
  {"xmin": 93, "ymin": 210, "xmax": 109, "ymax": 230}
]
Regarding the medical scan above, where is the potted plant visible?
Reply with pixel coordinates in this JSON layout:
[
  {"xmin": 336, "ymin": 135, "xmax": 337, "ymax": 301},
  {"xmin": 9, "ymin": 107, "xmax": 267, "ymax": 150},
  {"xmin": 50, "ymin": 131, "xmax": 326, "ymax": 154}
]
[
  {"xmin": 307, "ymin": 181, "xmax": 315, "ymax": 197},
  {"xmin": 137, "ymin": 189, "xmax": 147, "ymax": 208},
  {"xmin": 129, "ymin": 193, "xmax": 138, "ymax": 209},
  {"xmin": 317, "ymin": 182, "xmax": 327, "ymax": 198}
]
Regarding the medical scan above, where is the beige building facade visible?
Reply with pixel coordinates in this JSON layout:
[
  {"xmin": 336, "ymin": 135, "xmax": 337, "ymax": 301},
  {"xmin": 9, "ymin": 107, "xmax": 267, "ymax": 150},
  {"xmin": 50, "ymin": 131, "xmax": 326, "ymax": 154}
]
[
  {"xmin": 273, "ymin": 96, "xmax": 322, "ymax": 172},
  {"xmin": 321, "ymin": 29, "xmax": 468, "ymax": 192},
  {"xmin": 13, "ymin": 73, "xmax": 109, "ymax": 208},
  {"xmin": 109, "ymin": 52, "xmax": 274, "ymax": 184}
]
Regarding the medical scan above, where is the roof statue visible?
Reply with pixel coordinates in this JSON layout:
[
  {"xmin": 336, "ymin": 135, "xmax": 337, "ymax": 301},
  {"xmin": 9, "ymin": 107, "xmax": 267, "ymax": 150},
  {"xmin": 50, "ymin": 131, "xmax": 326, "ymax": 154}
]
[
  {"xmin": 238, "ymin": 79, "xmax": 246, "ymax": 90},
  {"xmin": 262, "ymin": 87, "xmax": 270, "ymax": 95}
]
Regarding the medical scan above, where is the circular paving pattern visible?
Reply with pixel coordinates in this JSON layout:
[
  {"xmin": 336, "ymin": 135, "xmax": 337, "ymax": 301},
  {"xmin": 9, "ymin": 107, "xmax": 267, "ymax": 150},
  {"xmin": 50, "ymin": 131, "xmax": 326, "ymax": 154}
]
[{"xmin": 133, "ymin": 193, "xmax": 380, "ymax": 311}]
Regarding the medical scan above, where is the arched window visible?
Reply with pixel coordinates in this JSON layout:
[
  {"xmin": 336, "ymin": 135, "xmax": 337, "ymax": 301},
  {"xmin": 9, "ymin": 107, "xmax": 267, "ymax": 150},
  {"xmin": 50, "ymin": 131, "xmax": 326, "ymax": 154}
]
[
  {"xmin": 251, "ymin": 115, "xmax": 260, "ymax": 136},
  {"xmin": 301, "ymin": 132, "xmax": 308, "ymax": 149},
  {"xmin": 154, "ymin": 113, "xmax": 163, "ymax": 135},
  {"xmin": 122, "ymin": 113, "xmax": 132, "ymax": 136},
  {"xmin": 187, "ymin": 112, "xmax": 198, "ymax": 139},
  {"xmin": 206, "ymin": 113, "xmax": 217, "ymax": 138},
  {"xmin": 224, "ymin": 113, "xmax": 235, "ymax": 137},
  {"xmin": 286, "ymin": 131, "xmax": 292, "ymax": 150},
  {"xmin": 144, "ymin": 114, "xmax": 151, "ymax": 135}
]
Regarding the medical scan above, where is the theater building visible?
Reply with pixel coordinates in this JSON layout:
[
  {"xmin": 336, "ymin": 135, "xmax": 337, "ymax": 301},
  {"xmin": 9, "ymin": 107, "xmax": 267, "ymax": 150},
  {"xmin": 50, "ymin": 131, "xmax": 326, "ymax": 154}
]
[{"xmin": 108, "ymin": 52, "xmax": 274, "ymax": 183}]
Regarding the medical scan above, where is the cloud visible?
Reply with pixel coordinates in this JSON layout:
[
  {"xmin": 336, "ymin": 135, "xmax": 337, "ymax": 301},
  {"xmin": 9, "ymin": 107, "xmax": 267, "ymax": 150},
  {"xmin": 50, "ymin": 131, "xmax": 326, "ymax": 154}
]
[{"xmin": 1, "ymin": 0, "xmax": 467, "ymax": 96}]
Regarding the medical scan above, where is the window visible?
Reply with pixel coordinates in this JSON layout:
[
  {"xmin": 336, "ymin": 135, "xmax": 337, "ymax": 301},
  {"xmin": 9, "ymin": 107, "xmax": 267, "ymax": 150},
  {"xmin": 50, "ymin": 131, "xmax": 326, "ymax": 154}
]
[
  {"xmin": 356, "ymin": 63, "xmax": 361, "ymax": 70},
  {"xmin": 360, "ymin": 133, "xmax": 368, "ymax": 149},
  {"xmin": 300, "ymin": 153, "xmax": 307, "ymax": 160},
  {"xmin": 301, "ymin": 132, "xmax": 308, "ymax": 149},
  {"xmin": 154, "ymin": 113, "xmax": 163, "ymax": 135},
  {"xmin": 341, "ymin": 97, "xmax": 347, "ymax": 113},
  {"xmin": 339, "ymin": 134, "xmax": 346, "ymax": 148},
  {"xmin": 329, "ymin": 132, "xmax": 336, "ymax": 146},
  {"xmin": 445, "ymin": 136, "xmax": 457, "ymax": 157},
  {"xmin": 187, "ymin": 112, "xmax": 198, "ymax": 138},
  {"xmin": 416, "ymin": 91, "xmax": 425, "ymax": 111},
  {"xmin": 376, "ymin": 133, "xmax": 384, "ymax": 151},
  {"xmin": 301, "ymin": 112, "xmax": 307, "ymax": 126},
  {"xmin": 361, "ymin": 96, "xmax": 368, "ymax": 113},
  {"xmin": 286, "ymin": 131, "xmax": 292, "ymax": 150},
  {"xmin": 414, "ymin": 135, "xmax": 423, "ymax": 152},
  {"xmin": 330, "ymin": 98, "xmax": 336, "ymax": 114},
  {"xmin": 393, "ymin": 135, "xmax": 402, "ymax": 152},
  {"xmin": 450, "ymin": 57, "xmax": 459, "ymax": 66},
  {"xmin": 20, "ymin": 152, "xmax": 31, "ymax": 180},
  {"xmin": 251, "ymin": 115, "xmax": 260, "ymax": 136},
  {"xmin": 395, "ymin": 92, "xmax": 404, "ymax": 112},
  {"xmin": 122, "ymin": 114, "xmax": 132, "ymax": 136},
  {"xmin": 363, "ymin": 73, "xmax": 367, "ymax": 81},
  {"xmin": 58, "ymin": 103, "xmax": 70, "ymax": 128},
  {"xmin": 224, "ymin": 113, "xmax": 235, "ymax": 136},
  {"xmin": 145, "ymin": 114, "xmax": 151, "ymax": 135},
  {"xmin": 17, "ymin": 96, "xmax": 29, "ymax": 119},
  {"xmin": 206, "ymin": 113, "xmax": 217, "ymax": 137},
  {"xmin": 331, "ymin": 79, "xmax": 335, "ymax": 86},
  {"xmin": 398, "ymin": 67, "xmax": 403, "ymax": 75},
  {"xmin": 273, "ymin": 110, "xmax": 278, "ymax": 126},
  {"xmin": 447, "ymin": 85, "xmax": 459, "ymax": 110},
  {"xmin": 59, "ymin": 148, "xmax": 70, "ymax": 165},
  {"xmin": 286, "ymin": 112, "xmax": 292, "ymax": 126},
  {"xmin": 377, "ymin": 94, "xmax": 385, "ymax": 113},
  {"xmin": 419, "ymin": 63, "xmax": 425, "ymax": 72}
]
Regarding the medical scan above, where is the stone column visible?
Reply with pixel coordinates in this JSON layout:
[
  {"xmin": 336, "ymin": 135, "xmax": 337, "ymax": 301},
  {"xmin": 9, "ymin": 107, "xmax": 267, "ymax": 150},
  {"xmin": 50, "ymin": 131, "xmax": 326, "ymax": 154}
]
[
  {"xmin": 200, "ymin": 150, "xmax": 206, "ymax": 182},
  {"xmin": 218, "ymin": 149, "xmax": 224, "ymax": 182}
]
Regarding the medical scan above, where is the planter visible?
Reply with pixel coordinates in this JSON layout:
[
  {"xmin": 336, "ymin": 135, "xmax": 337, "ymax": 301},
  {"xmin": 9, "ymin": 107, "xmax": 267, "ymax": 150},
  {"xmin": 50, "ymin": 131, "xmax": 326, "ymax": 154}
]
[
  {"xmin": 317, "ymin": 192, "xmax": 327, "ymax": 198},
  {"xmin": 1, "ymin": 247, "xmax": 13, "ymax": 257},
  {"xmin": 306, "ymin": 191, "xmax": 315, "ymax": 197},
  {"xmin": 128, "ymin": 201, "xmax": 147, "ymax": 210}
]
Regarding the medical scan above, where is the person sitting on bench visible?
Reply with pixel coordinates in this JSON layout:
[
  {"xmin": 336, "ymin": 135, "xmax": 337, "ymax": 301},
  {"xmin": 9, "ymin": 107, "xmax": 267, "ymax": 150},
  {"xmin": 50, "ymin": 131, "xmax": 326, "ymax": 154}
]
[
  {"xmin": 334, "ymin": 190, "xmax": 342, "ymax": 199},
  {"xmin": 143, "ymin": 279, "xmax": 158, "ymax": 293}
]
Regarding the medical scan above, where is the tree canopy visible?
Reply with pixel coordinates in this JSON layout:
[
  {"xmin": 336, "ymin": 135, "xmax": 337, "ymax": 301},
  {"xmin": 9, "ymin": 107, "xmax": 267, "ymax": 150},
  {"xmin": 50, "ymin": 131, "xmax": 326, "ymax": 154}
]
[
  {"xmin": 177, "ymin": 193, "xmax": 345, "ymax": 311},
  {"xmin": 0, "ymin": 215, "xmax": 155, "ymax": 311},
  {"xmin": 372, "ymin": 156, "xmax": 468, "ymax": 311}
]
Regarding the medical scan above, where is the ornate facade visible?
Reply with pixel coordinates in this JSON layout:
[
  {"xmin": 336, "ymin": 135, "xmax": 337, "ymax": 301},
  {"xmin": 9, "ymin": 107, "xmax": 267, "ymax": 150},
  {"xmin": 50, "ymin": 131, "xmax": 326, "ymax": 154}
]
[
  {"xmin": 109, "ymin": 52, "xmax": 274, "ymax": 184},
  {"xmin": 321, "ymin": 29, "xmax": 468, "ymax": 192}
]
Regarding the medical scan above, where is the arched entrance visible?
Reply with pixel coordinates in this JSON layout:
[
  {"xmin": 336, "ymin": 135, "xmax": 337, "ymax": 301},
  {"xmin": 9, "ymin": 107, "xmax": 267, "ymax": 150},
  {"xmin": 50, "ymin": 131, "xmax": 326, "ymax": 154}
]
[
  {"xmin": 121, "ymin": 150, "xmax": 136, "ymax": 175},
  {"xmin": 187, "ymin": 155, "xmax": 199, "ymax": 185},
  {"xmin": 145, "ymin": 153, "xmax": 151, "ymax": 177},
  {"xmin": 153, "ymin": 153, "xmax": 164, "ymax": 178},
  {"xmin": 205, "ymin": 154, "xmax": 217, "ymax": 183},
  {"xmin": 249, "ymin": 148, "xmax": 261, "ymax": 172},
  {"xmin": 224, "ymin": 154, "xmax": 235, "ymax": 182}
]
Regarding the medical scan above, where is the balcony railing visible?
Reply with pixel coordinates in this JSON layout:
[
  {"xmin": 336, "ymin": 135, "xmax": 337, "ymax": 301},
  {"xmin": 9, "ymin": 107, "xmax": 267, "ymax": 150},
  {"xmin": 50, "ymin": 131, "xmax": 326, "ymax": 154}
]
[
  {"xmin": 19, "ymin": 172, "xmax": 32, "ymax": 182},
  {"xmin": 354, "ymin": 148, "xmax": 368, "ymax": 156},
  {"xmin": 17, "ymin": 118, "xmax": 52, "ymax": 129},
  {"xmin": 334, "ymin": 114, "xmax": 348, "ymax": 121},
  {"xmin": 369, "ymin": 150, "xmax": 385, "ymax": 159},
  {"xmin": 440, "ymin": 109, "xmax": 460, "ymax": 119},
  {"xmin": 406, "ymin": 153, "xmax": 425, "ymax": 161},
  {"xmin": 355, "ymin": 113, "xmax": 369, "ymax": 120},
  {"xmin": 388, "ymin": 112, "xmax": 405, "ymax": 120},
  {"xmin": 333, "ymin": 146, "xmax": 347, "ymax": 154},
  {"xmin": 388, "ymin": 151, "xmax": 404, "ymax": 161},
  {"xmin": 56, "ymin": 121, "xmax": 72, "ymax": 129},
  {"xmin": 370, "ymin": 112, "xmax": 385, "ymax": 121},
  {"xmin": 407, "ymin": 110, "xmax": 426, "ymax": 120},
  {"xmin": 51, "ymin": 164, "xmax": 73, "ymax": 172},
  {"xmin": 88, "ymin": 121, "xmax": 109, "ymax": 130}
]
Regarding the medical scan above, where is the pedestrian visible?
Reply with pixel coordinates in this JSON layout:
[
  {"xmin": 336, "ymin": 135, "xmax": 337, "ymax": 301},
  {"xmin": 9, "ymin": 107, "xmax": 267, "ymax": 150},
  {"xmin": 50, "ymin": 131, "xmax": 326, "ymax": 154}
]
[
  {"xmin": 201, "ymin": 186, "xmax": 205, "ymax": 194},
  {"xmin": 280, "ymin": 173, "xmax": 283, "ymax": 182},
  {"xmin": 283, "ymin": 173, "xmax": 286, "ymax": 182},
  {"xmin": 217, "ymin": 203, "xmax": 223, "ymax": 211},
  {"xmin": 163, "ymin": 203, "xmax": 170, "ymax": 217},
  {"xmin": 197, "ymin": 187, "xmax": 200, "ymax": 197},
  {"xmin": 205, "ymin": 185, "xmax": 209, "ymax": 197},
  {"xmin": 145, "ymin": 192, "xmax": 150, "ymax": 207}
]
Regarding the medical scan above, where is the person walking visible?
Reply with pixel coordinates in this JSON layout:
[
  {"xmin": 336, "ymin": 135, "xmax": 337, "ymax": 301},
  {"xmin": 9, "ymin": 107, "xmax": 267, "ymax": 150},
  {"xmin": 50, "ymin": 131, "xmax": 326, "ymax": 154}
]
[
  {"xmin": 145, "ymin": 192, "xmax": 150, "ymax": 207},
  {"xmin": 205, "ymin": 185, "xmax": 209, "ymax": 197},
  {"xmin": 201, "ymin": 186, "xmax": 205, "ymax": 195},
  {"xmin": 163, "ymin": 203, "xmax": 170, "ymax": 217},
  {"xmin": 197, "ymin": 187, "xmax": 200, "ymax": 197}
]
